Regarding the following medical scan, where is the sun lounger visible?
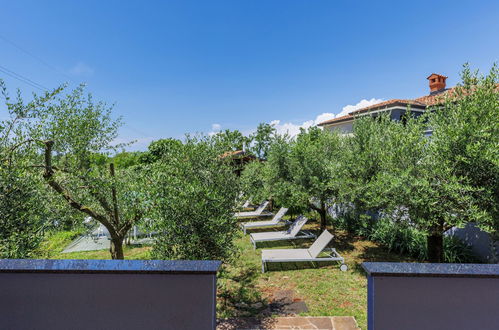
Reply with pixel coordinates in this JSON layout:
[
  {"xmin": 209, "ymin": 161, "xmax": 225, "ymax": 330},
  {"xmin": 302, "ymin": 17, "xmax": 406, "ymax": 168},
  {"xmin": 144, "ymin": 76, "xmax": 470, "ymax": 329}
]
[
  {"xmin": 241, "ymin": 207, "xmax": 289, "ymax": 234},
  {"xmin": 249, "ymin": 215, "xmax": 315, "ymax": 249},
  {"xmin": 235, "ymin": 201, "xmax": 272, "ymax": 219},
  {"xmin": 261, "ymin": 230, "xmax": 347, "ymax": 272}
]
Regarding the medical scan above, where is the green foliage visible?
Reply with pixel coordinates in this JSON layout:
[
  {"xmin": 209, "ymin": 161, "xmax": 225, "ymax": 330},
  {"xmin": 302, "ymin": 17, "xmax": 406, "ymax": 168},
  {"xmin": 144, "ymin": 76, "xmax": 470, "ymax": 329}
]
[
  {"xmin": 264, "ymin": 127, "xmax": 344, "ymax": 228},
  {"xmin": 211, "ymin": 129, "xmax": 251, "ymax": 152},
  {"xmin": 240, "ymin": 160, "xmax": 268, "ymax": 204},
  {"xmin": 239, "ymin": 64, "xmax": 497, "ymax": 261},
  {"xmin": 443, "ymin": 236, "xmax": 480, "ymax": 264},
  {"xmin": 426, "ymin": 63, "xmax": 499, "ymax": 233},
  {"xmin": 111, "ymin": 151, "xmax": 143, "ymax": 168},
  {"xmin": 368, "ymin": 218, "xmax": 428, "ymax": 260},
  {"xmin": 139, "ymin": 138, "xmax": 182, "ymax": 164},
  {"xmin": 0, "ymin": 80, "xmax": 148, "ymax": 259},
  {"xmin": 264, "ymin": 135, "xmax": 298, "ymax": 208},
  {"xmin": 36, "ymin": 84, "xmax": 124, "ymax": 168},
  {"xmin": 0, "ymin": 79, "xmax": 62, "ymax": 257},
  {"xmin": 335, "ymin": 216, "xmax": 478, "ymax": 263},
  {"xmin": 149, "ymin": 136, "xmax": 241, "ymax": 261},
  {"xmin": 0, "ymin": 168, "xmax": 47, "ymax": 258},
  {"xmin": 249, "ymin": 122, "xmax": 277, "ymax": 159},
  {"xmin": 34, "ymin": 230, "xmax": 83, "ymax": 258}
]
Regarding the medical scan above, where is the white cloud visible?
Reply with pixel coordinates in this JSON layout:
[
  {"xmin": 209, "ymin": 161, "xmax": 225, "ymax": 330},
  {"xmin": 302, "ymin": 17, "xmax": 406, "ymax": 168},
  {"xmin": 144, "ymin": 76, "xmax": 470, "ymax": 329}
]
[
  {"xmin": 267, "ymin": 98, "xmax": 384, "ymax": 137},
  {"xmin": 208, "ymin": 123, "xmax": 222, "ymax": 136},
  {"xmin": 68, "ymin": 62, "xmax": 94, "ymax": 76},
  {"xmin": 335, "ymin": 98, "xmax": 384, "ymax": 118}
]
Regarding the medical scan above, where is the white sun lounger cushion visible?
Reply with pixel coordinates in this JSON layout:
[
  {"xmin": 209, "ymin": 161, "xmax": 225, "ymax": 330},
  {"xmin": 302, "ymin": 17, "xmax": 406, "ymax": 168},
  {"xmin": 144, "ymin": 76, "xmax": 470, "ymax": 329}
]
[
  {"xmin": 235, "ymin": 201, "xmax": 270, "ymax": 217},
  {"xmin": 242, "ymin": 208, "xmax": 288, "ymax": 228},
  {"xmin": 249, "ymin": 216, "xmax": 310, "ymax": 243},
  {"xmin": 307, "ymin": 230, "xmax": 334, "ymax": 258}
]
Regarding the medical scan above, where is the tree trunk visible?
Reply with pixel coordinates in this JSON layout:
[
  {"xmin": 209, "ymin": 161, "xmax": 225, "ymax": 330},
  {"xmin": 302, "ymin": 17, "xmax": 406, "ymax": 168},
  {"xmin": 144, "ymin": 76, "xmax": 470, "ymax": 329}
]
[
  {"xmin": 320, "ymin": 200, "xmax": 327, "ymax": 231},
  {"xmin": 110, "ymin": 236, "xmax": 125, "ymax": 260},
  {"xmin": 427, "ymin": 232, "xmax": 444, "ymax": 263}
]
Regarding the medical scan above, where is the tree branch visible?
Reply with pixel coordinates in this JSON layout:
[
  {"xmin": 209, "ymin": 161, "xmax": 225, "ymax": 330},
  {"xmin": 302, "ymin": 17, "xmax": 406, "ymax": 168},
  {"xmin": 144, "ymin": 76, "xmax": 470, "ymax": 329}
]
[
  {"xmin": 42, "ymin": 140, "xmax": 115, "ymax": 231},
  {"xmin": 109, "ymin": 163, "xmax": 120, "ymax": 226}
]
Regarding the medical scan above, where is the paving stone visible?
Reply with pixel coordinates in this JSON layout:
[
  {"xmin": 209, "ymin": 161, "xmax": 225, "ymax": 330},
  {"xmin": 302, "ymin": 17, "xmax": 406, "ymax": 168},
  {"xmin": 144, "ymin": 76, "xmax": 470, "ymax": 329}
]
[
  {"xmin": 307, "ymin": 317, "xmax": 334, "ymax": 329},
  {"xmin": 217, "ymin": 316, "xmax": 359, "ymax": 330},
  {"xmin": 331, "ymin": 316, "xmax": 360, "ymax": 330}
]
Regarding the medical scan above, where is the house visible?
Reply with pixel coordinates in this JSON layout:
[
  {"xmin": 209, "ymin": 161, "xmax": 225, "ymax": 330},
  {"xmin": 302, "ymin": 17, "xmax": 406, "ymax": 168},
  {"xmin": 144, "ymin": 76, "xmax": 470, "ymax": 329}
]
[
  {"xmin": 318, "ymin": 73, "xmax": 452, "ymax": 134},
  {"xmin": 220, "ymin": 150, "xmax": 258, "ymax": 176},
  {"xmin": 319, "ymin": 73, "xmax": 498, "ymax": 262}
]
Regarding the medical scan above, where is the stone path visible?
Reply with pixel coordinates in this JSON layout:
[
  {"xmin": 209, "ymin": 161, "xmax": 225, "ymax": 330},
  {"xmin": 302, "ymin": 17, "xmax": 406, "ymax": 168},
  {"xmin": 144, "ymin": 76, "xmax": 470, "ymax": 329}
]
[
  {"xmin": 220, "ymin": 287, "xmax": 359, "ymax": 329},
  {"xmin": 217, "ymin": 316, "xmax": 360, "ymax": 330}
]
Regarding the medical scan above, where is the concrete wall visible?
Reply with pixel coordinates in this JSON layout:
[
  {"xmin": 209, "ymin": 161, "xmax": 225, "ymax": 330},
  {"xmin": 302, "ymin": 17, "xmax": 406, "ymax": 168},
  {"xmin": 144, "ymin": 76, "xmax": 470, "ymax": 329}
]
[
  {"xmin": 0, "ymin": 259, "xmax": 221, "ymax": 330},
  {"xmin": 447, "ymin": 223, "xmax": 498, "ymax": 263},
  {"xmin": 363, "ymin": 262, "xmax": 499, "ymax": 330},
  {"xmin": 326, "ymin": 121, "xmax": 353, "ymax": 134},
  {"xmin": 329, "ymin": 203, "xmax": 496, "ymax": 262}
]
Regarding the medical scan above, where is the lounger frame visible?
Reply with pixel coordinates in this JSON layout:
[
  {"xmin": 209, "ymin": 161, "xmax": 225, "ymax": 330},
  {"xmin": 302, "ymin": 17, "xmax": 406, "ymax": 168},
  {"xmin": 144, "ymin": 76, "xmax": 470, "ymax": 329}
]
[
  {"xmin": 242, "ymin": 219, "xmax": 291, "ymax": 234},
  {"xmin": 261, "ymin": 247, "xmax": 346, "ymax": 273},
  {"xmin": 240, "ymin": 207, "xmax": 289, "ymax": 234},
  {"xmin": 235, "ymin": 201, "xmax": 272, "ymax": 219},
  {"xmin": 250, "ymin": 230, "xmax": 316, "ymax": 249}
]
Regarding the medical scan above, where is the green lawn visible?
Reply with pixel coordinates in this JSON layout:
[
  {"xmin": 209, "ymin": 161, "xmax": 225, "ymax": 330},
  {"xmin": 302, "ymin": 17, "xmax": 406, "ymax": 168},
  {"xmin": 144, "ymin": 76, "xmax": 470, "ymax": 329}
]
[
  {"xmin": 217, "ymin": 223, "xmax": 416, "ymax": 330},
  {"xmin": 39, "ymin": 222, "xmax": 416, "ymax": 330}
]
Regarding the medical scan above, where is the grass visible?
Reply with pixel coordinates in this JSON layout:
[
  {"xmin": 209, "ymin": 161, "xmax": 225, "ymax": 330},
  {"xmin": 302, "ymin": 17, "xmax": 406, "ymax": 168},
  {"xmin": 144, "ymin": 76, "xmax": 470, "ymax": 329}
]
[
  {"xmin": 217, "ymin": 222, "xmax": 416, "ymax": 330},
  {"xmin": 41, "ymin": 220, "xmax": 417, "ymax": 330},
  {"xmin": 35, "ymin": 230, "xmax": 83, "ymax": 258},
  {"xmin": 35, "ymin": 230, "xmax": 152, "ymax": 260}
]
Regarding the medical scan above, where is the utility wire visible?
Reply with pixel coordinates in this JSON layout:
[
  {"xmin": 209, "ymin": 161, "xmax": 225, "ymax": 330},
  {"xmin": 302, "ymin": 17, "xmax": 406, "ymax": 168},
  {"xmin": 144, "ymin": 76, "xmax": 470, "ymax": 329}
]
[
  {"xmin": 0, "ymin": 33, "xmax": 74, "ymax": 83},
  {"xmin": 0, "ymin": 64, "xmax": 48, "ymax": 91},
  {"xmin": 0, "ymin": 35, "xmax": 152, "ymax": 143}
]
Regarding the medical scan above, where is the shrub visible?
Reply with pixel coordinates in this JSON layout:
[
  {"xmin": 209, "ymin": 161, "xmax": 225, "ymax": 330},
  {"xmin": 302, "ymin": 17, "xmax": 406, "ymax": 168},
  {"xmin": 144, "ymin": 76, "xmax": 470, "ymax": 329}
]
[
  {"xmin": 336, "ymin": 215, "xmax": 479, "ymax": 263},
  {"xmin": 149, "ymin": 137, "xmax": 241, "ymax": 262}
]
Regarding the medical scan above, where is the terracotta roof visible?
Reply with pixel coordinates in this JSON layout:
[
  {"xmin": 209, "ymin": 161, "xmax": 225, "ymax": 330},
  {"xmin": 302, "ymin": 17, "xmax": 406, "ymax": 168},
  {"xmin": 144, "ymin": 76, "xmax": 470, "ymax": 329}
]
[
  {"xmin": 219, "ymin": 150, "xmax": 257, "ymax": 160},
  {"xmin": 220, "ymin": 150, "xmax": 246, "ymax": 158},
  {"xmin": 413, "ymin": 87, "xmax": 455, "ymax": 106},
  {"xmin": 427, "ymin": 73, "xmax": 448, "ymax": 79},
  {"xmin": 317, "ymin": 114, "xmax": 353, "ymax": 126},
  {"xmin": 349, "ymin": 99, "xmax": 427, "ymax": 115},
  {"xmin": 318, "ymin": 87, "xmax": 457, "ymax": 127}
]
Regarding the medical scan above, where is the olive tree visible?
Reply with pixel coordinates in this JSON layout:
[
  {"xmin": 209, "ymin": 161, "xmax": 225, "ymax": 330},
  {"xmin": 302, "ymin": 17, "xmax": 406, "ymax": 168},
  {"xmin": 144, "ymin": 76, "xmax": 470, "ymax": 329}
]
[
  {"xmin": 263, "ymin": 128, "xmax": 343, "ymax": 230},
  {"xmin": 33, "ymin": 85, "xmax": 149, "ymax": 259},
  {"xmin": 264, "ymin": 135, "xmax": 306, "ymax": 215},
  {"xmin": 211, "ymin": 129, "xmax": 251, "ymax": 152},
  {"xmin": 249, "ymin": 122, "xmax": 277, "ymax": 160},
  {"xmin": 288, "ymin": 127, "xmax": 343, "ymax": 230},
  {"xmin": 148, "ymin": 136, "xmax": 240, "ymax": 261},
  {"xmin": 348, "ymin": 64, "xmax": 498, "ymax": 262},
  {"xmin": 240, "ymin": 160, "xmax": 268, "ymax": 204},
  {"xmin": 420, "ymin": 64, "xmax": 498, "ymax": 261},
  {"xmin": 0, "ymin": 80, "xmax": 62, "ymax": 257}
]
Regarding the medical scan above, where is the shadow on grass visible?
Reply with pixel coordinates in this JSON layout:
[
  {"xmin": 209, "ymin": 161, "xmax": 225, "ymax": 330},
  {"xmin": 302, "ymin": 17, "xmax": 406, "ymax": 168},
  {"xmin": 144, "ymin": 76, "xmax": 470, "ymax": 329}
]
[
  {"xmin": 350, "ymin": 241, "xmax": 418, "ymax": 276},
  {"xmin": 263, "ymin": 260, "xmax": 344, "ymax": 273},
  {"xmin": 255, "ymin": 237, "xmax": 317, "ymax": 249},
  {"xmin": 217, "ymin": 260, "xmax": 266, "ymax": 318}
]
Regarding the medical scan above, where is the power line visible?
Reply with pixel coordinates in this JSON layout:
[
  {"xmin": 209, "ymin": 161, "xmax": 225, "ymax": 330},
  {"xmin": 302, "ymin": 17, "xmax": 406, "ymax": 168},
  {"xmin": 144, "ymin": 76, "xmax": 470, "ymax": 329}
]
[
  {"xmin": 123, "ymin": 124, "xmax": 152, "ymax": 139},
  {"xmin": 0, "ymin": 34, "xmax": 74, "ymax": 83},
  {"xmin": 0, "ymin": 35, "xmax": 152, "ymax": 142},
  {"xmin": 0, "ymin": 64, "xmax": 48, "ymax": 91}
]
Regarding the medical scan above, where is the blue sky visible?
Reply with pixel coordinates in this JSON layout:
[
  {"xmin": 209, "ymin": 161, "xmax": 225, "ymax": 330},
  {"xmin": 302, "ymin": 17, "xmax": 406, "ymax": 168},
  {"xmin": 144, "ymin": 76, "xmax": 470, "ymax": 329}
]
[{"xmin": 1, "ymin": 0, "xmax": 498, "ymax": 150}]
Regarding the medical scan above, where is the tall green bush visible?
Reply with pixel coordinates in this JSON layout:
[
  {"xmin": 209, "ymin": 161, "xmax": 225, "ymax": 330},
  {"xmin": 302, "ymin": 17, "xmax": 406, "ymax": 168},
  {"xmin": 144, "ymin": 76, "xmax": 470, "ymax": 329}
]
[{"xmin": 148, "ymin": 137, "xmax": 240, "ymax": 261}]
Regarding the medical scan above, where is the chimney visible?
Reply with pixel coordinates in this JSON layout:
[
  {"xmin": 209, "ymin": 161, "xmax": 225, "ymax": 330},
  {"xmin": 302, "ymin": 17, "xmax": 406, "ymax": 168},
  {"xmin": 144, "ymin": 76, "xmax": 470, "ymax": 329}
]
[{"xmin": 427, "ymin": 73, "xmax": 447, "ymax": 94}]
